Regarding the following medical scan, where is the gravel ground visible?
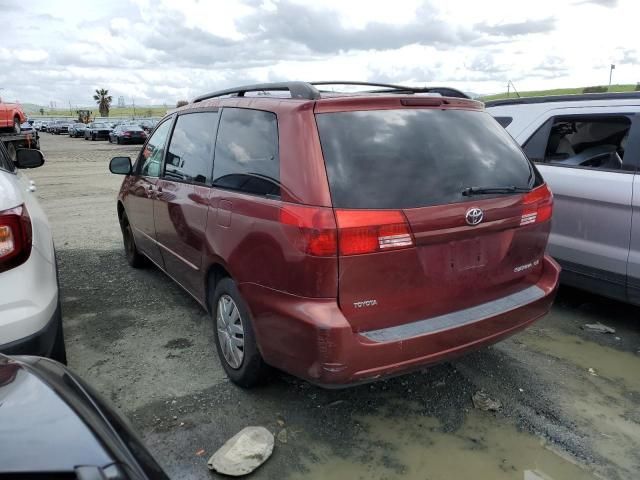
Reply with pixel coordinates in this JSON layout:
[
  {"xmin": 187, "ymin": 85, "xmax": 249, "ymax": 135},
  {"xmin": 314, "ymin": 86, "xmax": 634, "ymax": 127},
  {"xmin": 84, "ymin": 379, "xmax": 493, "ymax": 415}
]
[{"xmin": 27, "ymin": 133, "xmax": 640, "ymax": 480}]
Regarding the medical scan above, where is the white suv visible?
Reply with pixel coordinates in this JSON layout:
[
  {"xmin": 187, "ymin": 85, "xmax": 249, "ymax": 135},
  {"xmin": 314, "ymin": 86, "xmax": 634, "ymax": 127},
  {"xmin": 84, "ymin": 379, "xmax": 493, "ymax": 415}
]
[
  {"xmin": 0, "ymin": 142, "xmax": 65, "ymax": 362},
  {"xmin": 487, "ymin": 92, "xmax": 640, "ymax": 305}
]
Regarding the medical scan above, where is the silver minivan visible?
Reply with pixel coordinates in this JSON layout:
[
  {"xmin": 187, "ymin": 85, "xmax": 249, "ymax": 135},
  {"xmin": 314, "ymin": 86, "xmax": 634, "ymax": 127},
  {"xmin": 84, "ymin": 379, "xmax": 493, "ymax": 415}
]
[{"xmin": 487, "ymin": 92, "xmax": 640, "ymax": 305}]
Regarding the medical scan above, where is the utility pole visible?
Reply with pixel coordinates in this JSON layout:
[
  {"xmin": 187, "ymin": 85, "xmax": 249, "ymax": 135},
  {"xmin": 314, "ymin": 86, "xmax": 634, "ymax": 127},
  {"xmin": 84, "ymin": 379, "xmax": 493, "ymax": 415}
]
[
  {"xmin": 608, "ymin": 64, "xmax": 616, "ymax": 91},
  {"xmin": 507, "ymin": 80, "xmax": 521, "ymax": 98}
]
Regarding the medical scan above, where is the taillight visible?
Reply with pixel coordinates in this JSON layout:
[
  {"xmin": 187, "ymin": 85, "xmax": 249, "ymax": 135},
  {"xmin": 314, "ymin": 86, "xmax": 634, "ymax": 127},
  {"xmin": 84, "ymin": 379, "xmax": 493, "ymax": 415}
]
[
  {"xmin": 0, "ymin": 204, "xmax": 32, "ymax": 273},
  {"xmin": 335, "ymin": 210, "xmax": 414, "ymax": 256},
  {"xmin": 521, "ymin": 184, "xmax": 553, "ymax": 226},
  {"xmin": 280, "ymin": 205, "xmax": 415, "ymax": 257},
  {"xmin": 280, "ymin": 205, "xmax": 337, "ymax": 256}
]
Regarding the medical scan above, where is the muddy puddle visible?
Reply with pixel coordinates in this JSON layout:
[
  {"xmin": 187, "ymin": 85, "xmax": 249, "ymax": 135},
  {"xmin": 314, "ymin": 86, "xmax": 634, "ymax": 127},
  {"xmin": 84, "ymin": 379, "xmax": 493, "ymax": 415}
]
[
  {"xmin": 288, "ymin": 408, "xmax": 594, "ymax": 479},
  {"xmin": 520, "ymin": 328, "xmax": 640, "ymax": 478},
  {"xmin": 523, "ymin": 330, "xmax": 640, "ymax": 392}
]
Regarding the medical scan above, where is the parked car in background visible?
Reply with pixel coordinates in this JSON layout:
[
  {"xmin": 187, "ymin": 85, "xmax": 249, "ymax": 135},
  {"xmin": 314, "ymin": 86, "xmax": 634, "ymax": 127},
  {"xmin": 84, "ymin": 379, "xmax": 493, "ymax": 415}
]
[
  {"xmin": 20, "ymin": 122, "xmax": 36, "ymax": 135},
  {"xmin": 138, "ymin": 119, "xmax": 158, "ymax": 133},
  {"xmin": 85, "ymin": 122, "xmax": 112, "ymax": 141},
  {"xmin": 32, "ymin": 121, "xmax": 43, "ymax": 131},
  {"xmin": 51, "ymin": 121, "xmax": 72, "ymax": 135},
  {"xmin": 487, "ymin": 91, "xmax": 640, "ymax": 305},
  {"xmin": 69, "ymin": 123, "xmax": 87, "ymax": 138},
  {"xmin": 0, "ymin": 354, "xmax": 169, "ymax": 479},
  {"xmin": 109, "ymin": 81, "xmax": 559, "ymax": 388},
  {"xmin": 0, "ymin": 97, "xmax": 26, "ymax": 134},
  {"xmin": 0, "ymin": 142, "xmax": 65, "ymax": 362},
  {"xmin": 109, "ymin": 124, "xmax": 147, "ymax": 144},
  {"xmin": 47, "ymin": 120, "xmax": 62, "ymax": 134}
]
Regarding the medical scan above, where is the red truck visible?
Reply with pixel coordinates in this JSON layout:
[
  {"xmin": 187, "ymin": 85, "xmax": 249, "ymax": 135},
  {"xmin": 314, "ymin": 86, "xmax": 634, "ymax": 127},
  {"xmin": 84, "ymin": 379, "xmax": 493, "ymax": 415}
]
[
  {"xmin": 0, "ymin": 96, "xmax": 26, "ymax": 134},
  {"xmin": 0, "ymin": 97, "xmax": 37, "ymax": 161}
]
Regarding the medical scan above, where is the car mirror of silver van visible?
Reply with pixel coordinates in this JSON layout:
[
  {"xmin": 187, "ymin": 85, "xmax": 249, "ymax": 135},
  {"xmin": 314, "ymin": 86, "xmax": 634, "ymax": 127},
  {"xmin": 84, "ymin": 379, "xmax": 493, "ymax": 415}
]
[
  {"xmin": 15, "ymin": 149, "xmax": 45, "ymax": 169},
  {"xmin": 109, "ymin": 156, "xmax": 132, "ymax": 175}
]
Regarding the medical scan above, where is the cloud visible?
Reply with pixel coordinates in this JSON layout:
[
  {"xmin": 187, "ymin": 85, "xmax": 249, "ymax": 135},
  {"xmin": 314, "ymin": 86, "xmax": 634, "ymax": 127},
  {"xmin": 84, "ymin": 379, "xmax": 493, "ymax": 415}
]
[
  {"xmin": 475, "ymin": 17, "xmax": 556, "ymax": 37},
  {"xmin": 575, "ymin": 0, "xmax": 618, "ymax": 6},
  {"xmin": 619, "ymin": 49, "xmax": 638, "ymax": 64},
  {"xmin": 0, "ymin": 0, "xmax": 635, "ymax": 106},
  {"xmin": 237, "ymin": 1, "xmax": 481, "ymax": 54}
]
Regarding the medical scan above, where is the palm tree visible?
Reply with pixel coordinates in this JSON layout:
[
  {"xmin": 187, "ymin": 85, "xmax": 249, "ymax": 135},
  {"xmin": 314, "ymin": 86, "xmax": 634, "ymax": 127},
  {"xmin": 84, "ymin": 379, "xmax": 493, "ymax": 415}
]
[{"xmin": 93, "ymin": 89, "xmax": 112, "ymax": 117}]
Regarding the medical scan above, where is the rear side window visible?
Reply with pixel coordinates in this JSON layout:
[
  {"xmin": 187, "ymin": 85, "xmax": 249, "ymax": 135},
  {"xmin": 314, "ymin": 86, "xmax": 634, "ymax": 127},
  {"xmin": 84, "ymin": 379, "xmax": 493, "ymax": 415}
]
[
  {"xmin": 316, "ymin": 109, "xmax": 537, "ymax": 209},
  {"xmin": 494, "ymin": 116, "xmax": 513, "ymax": 128},
  {"xmin": 213, "ymin": 108, "xmax": 279, "ymax": 197},
  {"xmin": 164, "ymin": 112, "xmax": 219, "ymax": 184},
  {"xmin": 0, "ymin": 144, "xmax": 14, "ymax": 172}
]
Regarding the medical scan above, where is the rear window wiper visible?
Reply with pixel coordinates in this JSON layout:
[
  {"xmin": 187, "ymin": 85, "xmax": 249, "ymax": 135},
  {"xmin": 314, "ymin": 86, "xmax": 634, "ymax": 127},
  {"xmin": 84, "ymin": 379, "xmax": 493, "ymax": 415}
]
[{"xmin": 462, "ymin": 185, "xmax": 531, "ymax": 196}]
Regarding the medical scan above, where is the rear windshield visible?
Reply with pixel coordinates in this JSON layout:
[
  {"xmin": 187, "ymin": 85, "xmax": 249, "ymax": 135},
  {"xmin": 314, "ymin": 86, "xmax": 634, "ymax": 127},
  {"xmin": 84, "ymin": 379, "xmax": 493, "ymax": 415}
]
[{"xmin": 316, "ymin": 109, "xmax": 537, "ymax": 209}]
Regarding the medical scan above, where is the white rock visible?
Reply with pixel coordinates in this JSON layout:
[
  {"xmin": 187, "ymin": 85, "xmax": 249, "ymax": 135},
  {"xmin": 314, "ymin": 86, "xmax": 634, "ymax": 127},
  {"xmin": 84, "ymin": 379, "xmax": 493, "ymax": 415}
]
[
  {"xmin": 582, "ymin": 322, "xmax": 615, "ymax": 334},
  {"xmin": 207, "ymin": 427, "xmax": 274, "ymax": 476}
]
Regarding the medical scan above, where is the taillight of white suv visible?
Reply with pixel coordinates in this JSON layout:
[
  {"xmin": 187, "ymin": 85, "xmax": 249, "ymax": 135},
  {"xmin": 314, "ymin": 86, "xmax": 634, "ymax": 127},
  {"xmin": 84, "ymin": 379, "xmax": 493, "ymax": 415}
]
[{"xmin": 0, "ymin": 204, "xmax": 32, "ymax": 273}]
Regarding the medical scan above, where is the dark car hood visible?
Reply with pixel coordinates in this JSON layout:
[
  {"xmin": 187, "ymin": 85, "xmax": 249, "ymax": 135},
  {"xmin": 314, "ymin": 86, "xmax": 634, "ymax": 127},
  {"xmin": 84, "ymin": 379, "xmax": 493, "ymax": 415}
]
[{"xmin": 0, "ymin": 356, "xmax": 112, "ymax": 473}]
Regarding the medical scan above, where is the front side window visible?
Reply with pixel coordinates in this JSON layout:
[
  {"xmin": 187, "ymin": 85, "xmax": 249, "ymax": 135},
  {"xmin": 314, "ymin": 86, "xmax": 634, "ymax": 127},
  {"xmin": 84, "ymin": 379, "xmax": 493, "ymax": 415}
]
[
  {"xmin": 139, "ymin": 118, "xmax": 173, "ymax": 177},
  {"xmin": 529, "ymin": 116, "xmax": 631, "ymax": 170},
  {"xmin": 212, "ymin": 108, "xmax": 279, "ymax": 197},
  {"xmin": 164, "ymin": 112, "xmax": 218, "ymax": 184}
]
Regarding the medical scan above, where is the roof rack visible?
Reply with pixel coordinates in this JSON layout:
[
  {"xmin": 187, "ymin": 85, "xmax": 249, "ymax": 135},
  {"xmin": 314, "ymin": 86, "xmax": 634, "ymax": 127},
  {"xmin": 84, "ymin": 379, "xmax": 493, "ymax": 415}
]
[
  {"xmin": 484, "ymin": 91, "xmax": 640, "ymax": 107},
  {"xmin": 193, "ymin": 82, "xmax": 321, "ymax": 103},
  {"xmin": 192, "ymin": 81, "xmax": 471, "ymax": 103},
  {"xmin": 310, "ymin": 81, "xmax": 471, "ymax": 99}
]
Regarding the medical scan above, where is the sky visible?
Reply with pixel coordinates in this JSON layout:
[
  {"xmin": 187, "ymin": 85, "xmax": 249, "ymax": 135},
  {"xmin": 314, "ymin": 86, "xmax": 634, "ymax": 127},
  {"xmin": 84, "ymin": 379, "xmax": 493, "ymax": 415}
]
[{"xmin": 0, "ymin": 0, "xmax": 637, "ymax": 107}]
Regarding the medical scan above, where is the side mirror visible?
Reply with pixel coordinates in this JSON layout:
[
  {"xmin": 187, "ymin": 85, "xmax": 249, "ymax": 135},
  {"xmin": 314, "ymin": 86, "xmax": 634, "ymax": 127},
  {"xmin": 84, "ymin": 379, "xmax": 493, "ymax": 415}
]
[
  {"xmin": 110, "ymin": 156, "xmax": 132, "ymax": 175},
  {"xmin": 15, "ymin": 149, "xmax": 45, "ymax": 169}
]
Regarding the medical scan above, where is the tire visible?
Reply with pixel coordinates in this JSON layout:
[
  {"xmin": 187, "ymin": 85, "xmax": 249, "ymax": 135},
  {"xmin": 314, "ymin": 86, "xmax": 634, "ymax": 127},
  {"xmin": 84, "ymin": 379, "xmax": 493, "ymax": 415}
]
[
  {"xmin": 117, "ymin": 137, "xmax": 121, "ymax": 145},
  {"xmin": 211, "ymin": 278, "xmax": 269, "ymax": 388},
  {"xmin": 12, "ymin": 116, "xmax": 20, "ymax": 134},
  {"xmin": 84, "ymin": 134, "xmax": 88, "ymax": 140},
  {"xmin": 120, "ymin": 212, "xmax": 146, "ymax": 268},
  {"xmin": 91, "ymin": 134, "xmax": 96, "ymax": 141},
  {"xmin": 50, "ymin": 306, "xmax": 67, "ymax": 365}
]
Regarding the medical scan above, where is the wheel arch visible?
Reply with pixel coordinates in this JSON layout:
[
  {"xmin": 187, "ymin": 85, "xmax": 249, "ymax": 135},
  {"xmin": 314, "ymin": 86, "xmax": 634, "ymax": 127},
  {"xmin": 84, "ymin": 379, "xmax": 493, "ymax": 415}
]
[
  {"xmin": 205, "ymin": 262, "xmax": 232, "ymax": 312},
  {"xmin": 116, "ymin": 201, "xmax": 126, "ymax": 224}
]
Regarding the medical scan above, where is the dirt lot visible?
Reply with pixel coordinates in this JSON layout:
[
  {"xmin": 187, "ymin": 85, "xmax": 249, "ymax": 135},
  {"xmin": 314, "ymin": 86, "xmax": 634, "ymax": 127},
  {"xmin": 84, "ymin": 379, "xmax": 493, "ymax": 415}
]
[{"xmin": 28, "ymin": 133, "xmax": 640, "ymax": 479}]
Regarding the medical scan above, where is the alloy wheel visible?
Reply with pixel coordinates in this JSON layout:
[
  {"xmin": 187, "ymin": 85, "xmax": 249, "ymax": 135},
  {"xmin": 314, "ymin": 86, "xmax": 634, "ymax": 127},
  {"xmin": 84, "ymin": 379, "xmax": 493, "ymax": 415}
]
[{"xmin": 216, "ymin": 294, "xmax": 245, "ymax": 369}]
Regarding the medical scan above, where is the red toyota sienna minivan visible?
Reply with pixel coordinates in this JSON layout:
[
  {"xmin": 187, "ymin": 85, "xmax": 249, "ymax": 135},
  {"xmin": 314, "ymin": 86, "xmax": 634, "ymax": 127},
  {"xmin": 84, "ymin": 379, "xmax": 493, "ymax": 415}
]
[{"xmin": 109, "ymin": 81, "xmax": 560, "ymax": 388}]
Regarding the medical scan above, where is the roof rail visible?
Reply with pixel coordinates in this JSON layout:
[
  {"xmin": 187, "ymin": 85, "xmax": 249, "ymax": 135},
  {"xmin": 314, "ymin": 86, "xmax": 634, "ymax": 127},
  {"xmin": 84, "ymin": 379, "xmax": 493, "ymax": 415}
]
[
  {"xmin": 192, "ymin": 81, "xmax": 471, "ymax": 103},
  {"xmin": 192, "ymin": 82, "xmax": 321, "ymax": 102},
  {"xmin": 484, "ymin": 91, "xmax": 640, "ymax": 107},
  {"xmin": 311, "ymin": 81, "xmax": 470, "ymax": 99}
]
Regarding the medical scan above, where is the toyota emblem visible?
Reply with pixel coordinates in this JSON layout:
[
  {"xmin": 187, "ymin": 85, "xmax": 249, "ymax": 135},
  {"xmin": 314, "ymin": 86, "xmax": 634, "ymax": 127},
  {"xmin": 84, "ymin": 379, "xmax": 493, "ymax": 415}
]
[{"xmin": 465, "ymin": 207, "xmax": 484, "ymax": 226}]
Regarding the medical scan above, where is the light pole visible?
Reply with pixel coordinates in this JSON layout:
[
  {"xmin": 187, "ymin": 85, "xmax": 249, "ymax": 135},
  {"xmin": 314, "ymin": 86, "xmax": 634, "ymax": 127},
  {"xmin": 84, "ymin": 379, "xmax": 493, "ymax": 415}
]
[{"xmin": 608, "ymin": 64, "xmax": 615, "ymax": 91}]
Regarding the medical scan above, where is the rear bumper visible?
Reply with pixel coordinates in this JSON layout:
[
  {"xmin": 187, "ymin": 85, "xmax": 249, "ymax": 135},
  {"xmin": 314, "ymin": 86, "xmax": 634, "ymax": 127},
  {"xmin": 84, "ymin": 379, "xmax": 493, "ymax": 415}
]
[
  {"xmin": 242, "ymin": 255, "xmax": 560, "ymax": 387},
  {"xmin": 0, "ymin": 301, "xmax": 61, "ymax": 357}
]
